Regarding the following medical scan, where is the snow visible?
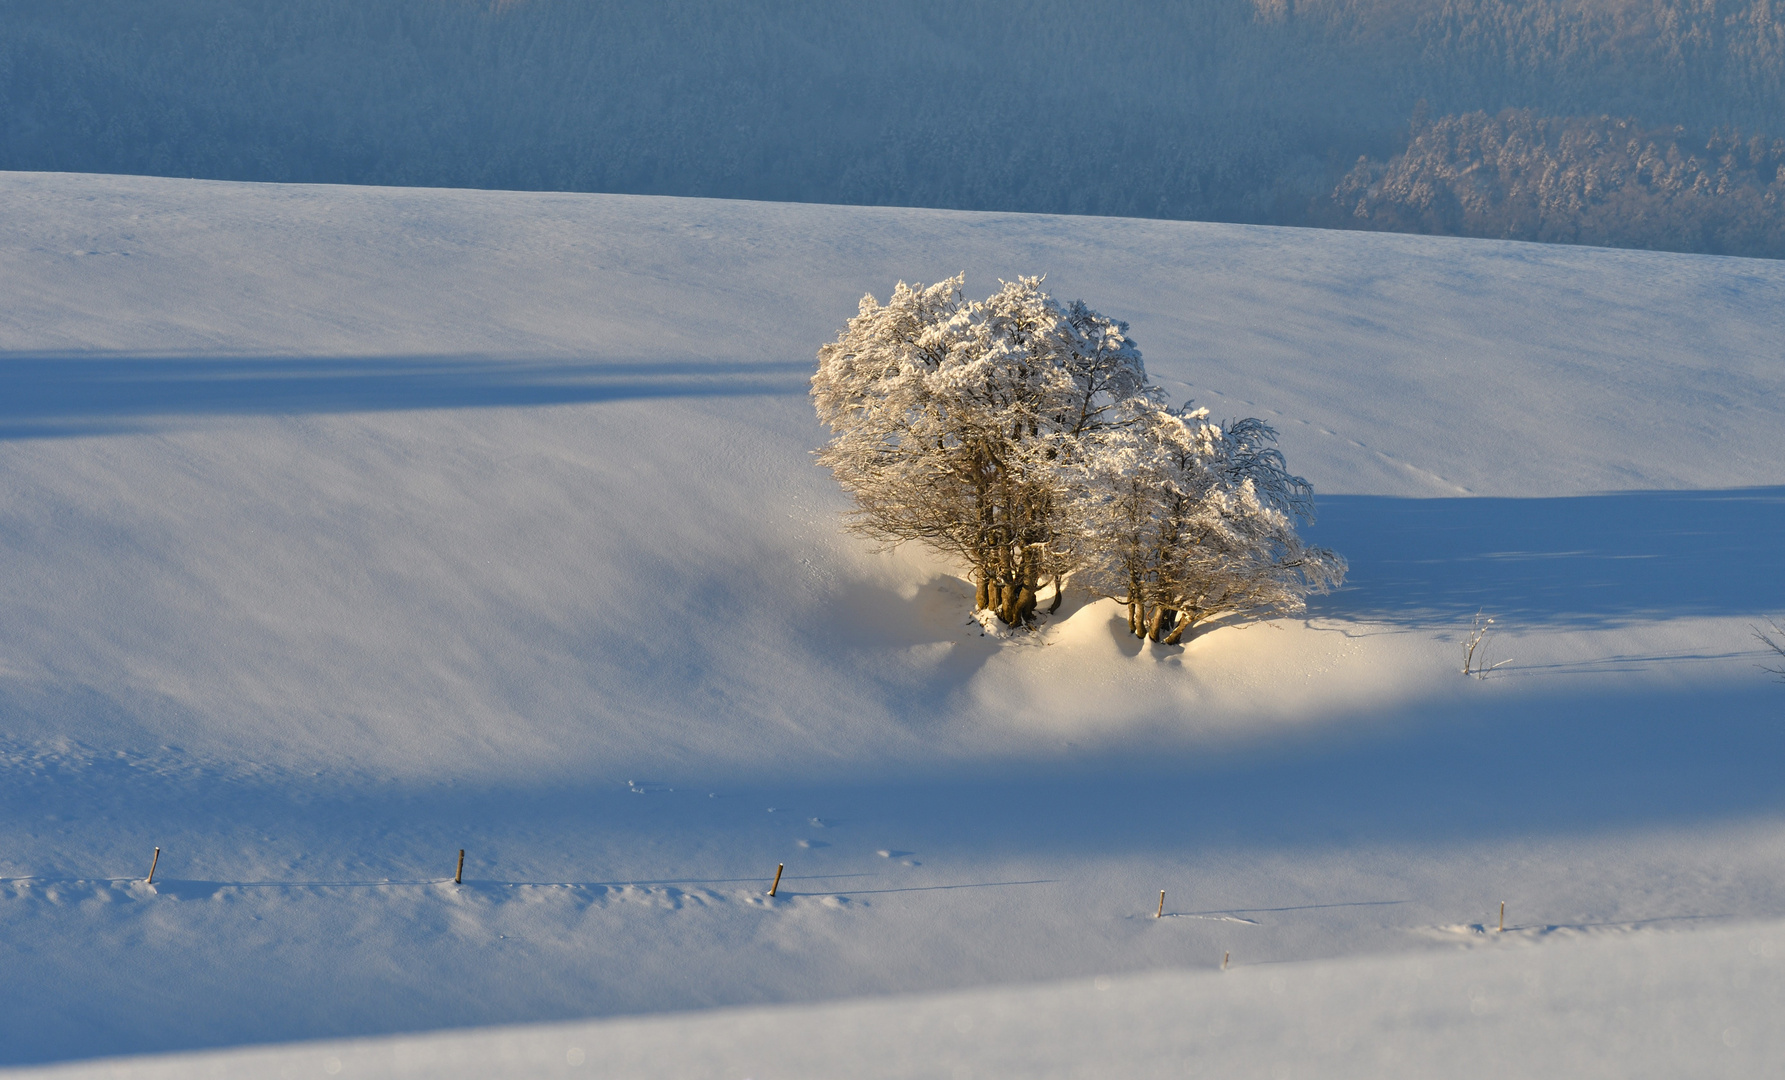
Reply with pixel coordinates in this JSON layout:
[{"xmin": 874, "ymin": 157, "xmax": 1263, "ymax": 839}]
[
  {"xmin": 16, "ymin": 919, "xmax": 1785, "ymax": 1079},
  {"xmin": 0, "ymin": 170, "xmax": 1782, "ymax": 1075}
]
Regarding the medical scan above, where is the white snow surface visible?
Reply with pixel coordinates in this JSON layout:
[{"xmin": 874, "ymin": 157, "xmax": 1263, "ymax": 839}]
[
  {"xmin": 1, "ymin": 171, "xmax": 1783, "ymax": 1075},
  {"xmin": 15, "ymin": 919, "xmax": 1785, "ymax": 1080}
]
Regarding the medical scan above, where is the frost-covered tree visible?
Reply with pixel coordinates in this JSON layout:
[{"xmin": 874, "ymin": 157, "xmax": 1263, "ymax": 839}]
[
  {"xmin": 1072, "ymin": 407, "xmax": 1345, "ymax": 642},
  {"xmin": 1069, "ymin": 404, "xmax": 1215, "ymax": 641},
  {"xmin": 1150, "ymin": 414, "xmax": 1345, "ymax": 639},
  {"xmin": 812, "ymin": 276, "xmax": 1154, "ymax": 627},
  {"xmin": 813, "ymin": 276, "xmax": 1341, "ymax": 638}
]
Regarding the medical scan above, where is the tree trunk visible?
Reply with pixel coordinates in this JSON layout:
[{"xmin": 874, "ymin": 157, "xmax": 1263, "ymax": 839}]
[
  {"xmin": 975, "ymin": 576, "xmax": 990, "ymax": 611},
  {"xmin": 1127, "ymin": 569, "xmax": 1149, "ymax": 638},
  {"xmin": 1047, "ymin": 573, "xmax": 1063, "ymax": 614},
  {"xmin": 1146, "ymin": 606, "xmax": 1166, "ymax": 642},
  {"xmin": 1162, "ymin": 611, "xmax": 1193, "ymax": 645}
]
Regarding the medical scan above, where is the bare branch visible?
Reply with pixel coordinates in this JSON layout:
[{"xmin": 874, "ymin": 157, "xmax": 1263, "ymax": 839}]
[{"xmin": 1754, "ymin": 619, "xmax": 1785, "ymax": 680}]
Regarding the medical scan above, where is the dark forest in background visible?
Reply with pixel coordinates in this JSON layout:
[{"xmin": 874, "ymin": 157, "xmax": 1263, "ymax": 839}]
[{"xmin": 4, "ymin": 0, "xmax": 1783, "ymax": 257}]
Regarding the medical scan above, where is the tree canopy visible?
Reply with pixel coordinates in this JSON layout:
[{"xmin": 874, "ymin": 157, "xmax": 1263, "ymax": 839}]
[{"xmin": 812, "ymin": 277, "xmax": 1344, "ymax": 642}]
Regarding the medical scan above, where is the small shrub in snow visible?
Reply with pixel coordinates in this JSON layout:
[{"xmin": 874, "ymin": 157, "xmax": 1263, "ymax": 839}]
[
  {"xmin": 811, "ymin": 276, "xmax": 1344, "ymax": 642},
  {"xmin": 1461, "ymin": 610, "xmax": 1512, "ymax": 678}
]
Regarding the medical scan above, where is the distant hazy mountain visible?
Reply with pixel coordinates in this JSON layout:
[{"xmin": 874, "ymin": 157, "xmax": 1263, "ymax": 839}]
[{"xmin": 4, "ymin": 0, "xmax": 1782, "ymax": 256}]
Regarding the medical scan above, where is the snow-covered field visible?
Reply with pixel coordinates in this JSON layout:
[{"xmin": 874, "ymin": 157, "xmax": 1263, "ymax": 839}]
[{"xmin": 1, "ymin": 171, "xmax": 1782, "ymax": 1076}]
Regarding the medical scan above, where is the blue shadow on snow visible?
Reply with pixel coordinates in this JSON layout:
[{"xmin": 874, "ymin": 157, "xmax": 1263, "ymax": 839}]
[
  {"xmin": 0, "ymin": 352, "xmax": 811, "ymax": 439},
  {"xmin": 1306, "ymin": 487, "xmax": 1785, "ymax": 628}
]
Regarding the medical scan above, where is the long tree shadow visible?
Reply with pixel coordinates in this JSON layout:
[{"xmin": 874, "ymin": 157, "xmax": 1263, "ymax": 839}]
[
  {"xmin": 0, "ymin": 352, "xmax": 811, "ymax": 439},
  {"xmin": 1306, "ymin": 488, "xmax": 1785, "ymax": 627}
]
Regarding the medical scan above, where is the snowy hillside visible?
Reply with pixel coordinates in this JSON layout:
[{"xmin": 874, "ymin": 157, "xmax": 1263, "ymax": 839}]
[{"xmin": 1, "ymin": 171, "xmax": 1783, "ymax": 1074}]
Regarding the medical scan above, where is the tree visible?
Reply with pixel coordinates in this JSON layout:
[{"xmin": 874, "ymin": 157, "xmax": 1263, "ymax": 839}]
[
  {"xmin": 1072, "ymin": 407, "xmax": 1345, "ymax": 642},
  {"xmin": 812, "ymin": 276, "xmax": 1153, "ymax": 626},
  {"xmin": 813, "ymin": 276, "xmax": 1341, "ymax": 639}
]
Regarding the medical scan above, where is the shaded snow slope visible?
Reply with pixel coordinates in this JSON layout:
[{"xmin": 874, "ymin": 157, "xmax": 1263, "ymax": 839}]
[
  {"xmin": 0, "ymin": 172, "xmax": 1782, "ymax": 1070},
  {"xmin": 17, "ymin": 916, "xmax": 1784, "ymax": 1080}
]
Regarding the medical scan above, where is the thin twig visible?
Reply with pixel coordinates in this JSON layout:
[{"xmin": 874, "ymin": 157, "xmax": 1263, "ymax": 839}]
[{"xmin": 1753, "ymin": 618, "xmax": 1785, "ymax": 680}]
